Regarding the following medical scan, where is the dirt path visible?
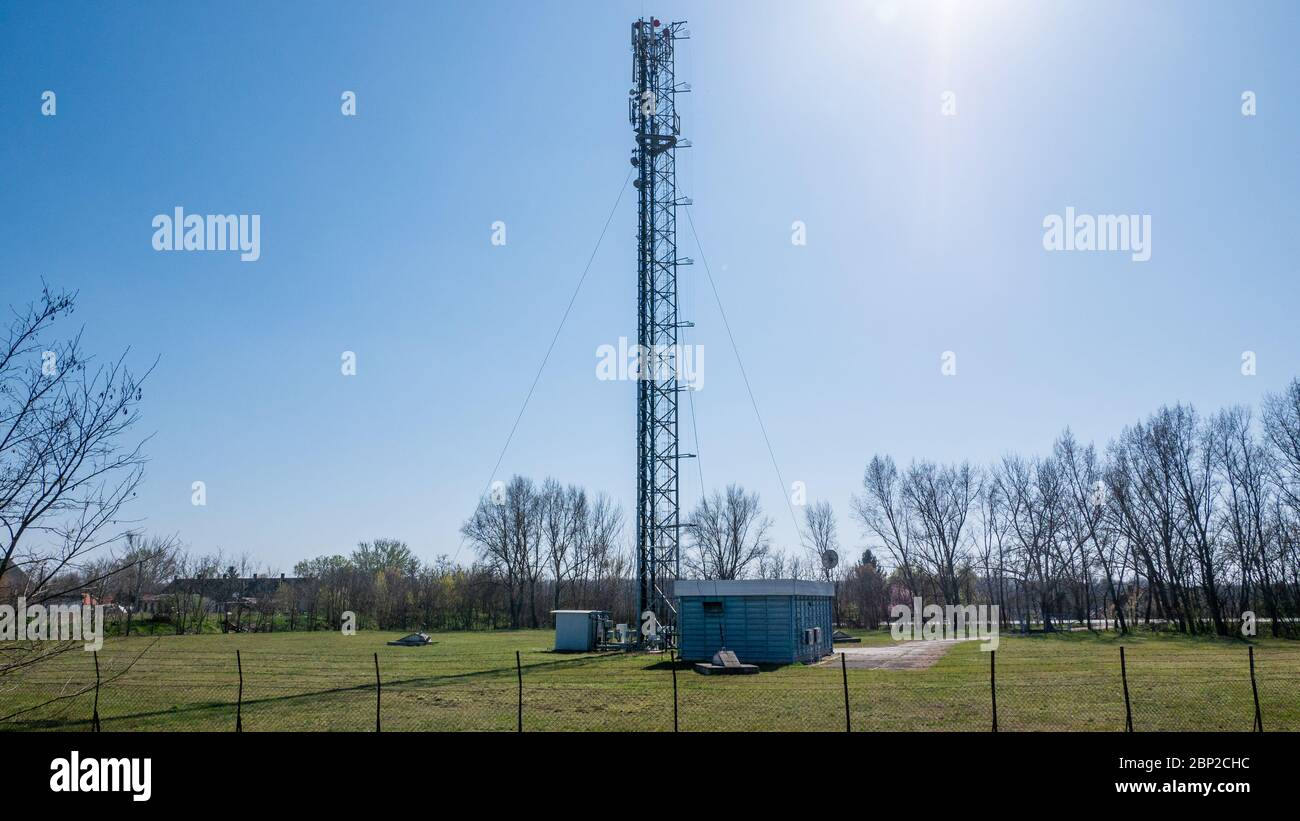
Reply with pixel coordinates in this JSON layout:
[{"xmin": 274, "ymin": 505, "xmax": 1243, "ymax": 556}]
[{"xmin": 819, "ymin": 640, "xmax": 962, "ymax": 670}]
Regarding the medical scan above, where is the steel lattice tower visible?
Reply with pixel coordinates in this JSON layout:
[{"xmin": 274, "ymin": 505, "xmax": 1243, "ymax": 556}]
[{"xmin": 630, "ymin": 16, "xmax": 691, "ymax": 643}]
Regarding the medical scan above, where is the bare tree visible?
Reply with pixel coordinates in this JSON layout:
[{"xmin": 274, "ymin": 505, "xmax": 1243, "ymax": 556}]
[
  {"xmin": 685, "ymin": 484, "xmax": 771, "ymax": 580},
  {"xmin": 1263, "ymin": 379, "xmax": 1300, "ymax": 511},
  {"xmin": 1056, "ymin": 429, "xmax": 1128, "ymax": 632},
  {"xmin": 540, "ymin": 478, "xmax": 580, "ymax": 613},
  {"xmin": 998, "ymin": 454, "xmax": 1067, "ymax": 631},
  {"xmin": 113, "ymin": 533, "xmax": 179, "ymax": 635},
  {"xmin": 1111, "ymin": 414, "xmax": 1205, "ymax": 632},
  {"xmin": 901, "ymin": 460, "xmax": 977, "ymax": 609},
  {"xmin": 1155, "ymin": 405, "xmax": 1229, "ymax": 635},
  {"xmin": 570, "ymin": 491, "xmax": 624, "ymax": 608},
  {"xmin": 461, "ymin": 476, "xmax": 535, "ymax": 628},
  {"xmin": 852, "ymin": 455, "xmax": 919, "ymax": 597},
  {"xmin": 1213, "ymin": 407, "xmax": 1281, "ymax": 634},
  {"xmin": 803, "ymin": 500, "xmax": 839, "ymax": 581},
  {"xmin": 0, "ymin": 286, "xmax": 153, "ymax": 675},
  {"xmin": 975, "ymin": 480, "xmax": 1012, "ymax": 627}
]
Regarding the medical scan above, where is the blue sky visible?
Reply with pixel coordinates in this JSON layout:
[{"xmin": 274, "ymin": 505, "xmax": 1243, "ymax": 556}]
[{"xmin": 2, "ymin": 1, "xmax": 1298, "ymax": 572}]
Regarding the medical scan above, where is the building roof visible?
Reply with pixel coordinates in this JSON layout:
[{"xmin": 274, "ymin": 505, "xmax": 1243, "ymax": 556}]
[
  {"xmin": 160, "ymin": 575, "xmax": 303, "ymax": 599},
  {"xmin": 672, "ymin": 579, "xmax": 834, "ymax": 598},
  {"xmin": 0, "ymin": 565, "xmax": 31, "ymax": 594}
]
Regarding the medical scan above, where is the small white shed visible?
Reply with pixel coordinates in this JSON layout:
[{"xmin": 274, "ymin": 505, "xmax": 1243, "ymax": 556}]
[{"xmin": 551, "ymin": 609, "xmax": 608, "ymax": 651}]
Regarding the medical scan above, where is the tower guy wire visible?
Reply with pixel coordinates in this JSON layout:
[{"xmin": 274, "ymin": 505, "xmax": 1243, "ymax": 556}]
[
  {"xmin": 452, "ymin": 168, "xmax": 633, "ymax": 565},
  {"xmin": 683, "ymin": 204, "xmax": 807, "ymax": 551}
]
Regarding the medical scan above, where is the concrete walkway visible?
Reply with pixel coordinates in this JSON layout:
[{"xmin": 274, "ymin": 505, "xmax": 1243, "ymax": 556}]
[{"xmin": 819, "ymin": 639, "xmax": 962, "ymax": 670}]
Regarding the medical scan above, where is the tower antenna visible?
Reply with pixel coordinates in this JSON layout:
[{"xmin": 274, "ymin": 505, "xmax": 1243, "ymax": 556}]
[{"xmin": 630, "ymin": 16, "xmax": 692, "ymax": 648}]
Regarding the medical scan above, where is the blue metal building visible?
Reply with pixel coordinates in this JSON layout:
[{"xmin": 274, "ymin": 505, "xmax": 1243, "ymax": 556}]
[{"xmin": 674, "ymin": 579, "xmax": 835, "ymax": 664}]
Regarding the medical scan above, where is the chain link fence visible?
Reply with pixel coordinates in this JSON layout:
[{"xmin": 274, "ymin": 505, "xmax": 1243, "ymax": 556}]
[{"xmin": 2, "ymin": 640, "xmax": 1296, "ymax": 732}]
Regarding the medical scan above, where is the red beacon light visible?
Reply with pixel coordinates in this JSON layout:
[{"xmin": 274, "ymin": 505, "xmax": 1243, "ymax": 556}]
[{"xmin": 652, "ymin": 18, "xmax": 660, "ymax": 27}]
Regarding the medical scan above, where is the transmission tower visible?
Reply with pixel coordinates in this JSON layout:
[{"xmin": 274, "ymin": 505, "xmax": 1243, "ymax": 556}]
[{"xmin": 630, "ymin": 16, "xmax": 691, "ymax": 646}]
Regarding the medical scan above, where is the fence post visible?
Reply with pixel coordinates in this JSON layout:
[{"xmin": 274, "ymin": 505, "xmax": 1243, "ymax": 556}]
[
  {"xmin": 1249, "ymin": 646, "xmax": 1263, "ymax": 732},
  {"xmin": 92, "ymin": 651, "xmax": 101, "ymax": 732},
  {"xmin": 671, "ymin": 649, "xmax": 679, "ymax": 733},
  {"xmin": 1120, "ymin": 646, "xmax": 1133, "ymax": 732},
  {"xmin": 235, "ymin": 649, "xmax": 243, "ymax": 733},
  {"xmin": 841, "ymin": 652, "xmax": 851, "ymax": 733},
  {"xmin": 516, "ymin": 650, "xmax": 523, "ymax": 732},
  {"xmin": 990, "ymin": 649, "xmax": 998, "ymax": 732},
  {"xmin": 374, "ymin": 652, "xmax": 381, "ymax": 732}
]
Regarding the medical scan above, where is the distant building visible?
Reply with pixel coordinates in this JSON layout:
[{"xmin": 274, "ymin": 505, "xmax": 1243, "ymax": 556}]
[
  {"xmin": 149, "ymin": 571, "xmax": 303, "ymax": 613},
  {"xmin": 137, "ymin": 593, "xmax": 170, "ymax": 615},
  {"xmin": 0, "ymin": 565, "xmax": 31, "ymax": 602},
  {"xmin": 41, "ymin": 590, "xmax": 103, "ymax": 608},
  {"xmin": 674, "ymin": 579, "xmax": 835, "ymax": 665},
  {"xmin": 0, "ymin": 566, "xmax": 115, "ymax": 609}
]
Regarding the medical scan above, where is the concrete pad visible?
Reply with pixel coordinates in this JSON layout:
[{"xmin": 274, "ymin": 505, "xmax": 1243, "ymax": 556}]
[
  {"xmin": 694, "ymin": 662, "xmax": 759, "ymax": 675},
  {"xmin": 820, "ymin": 639, "xmax": 961, "ymax": 670}
]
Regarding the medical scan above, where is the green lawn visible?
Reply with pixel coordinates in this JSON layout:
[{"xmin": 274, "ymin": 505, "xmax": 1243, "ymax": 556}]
[{"xmin": 2, "ymin": 628, "xmax": 1296, "ymax": 731}]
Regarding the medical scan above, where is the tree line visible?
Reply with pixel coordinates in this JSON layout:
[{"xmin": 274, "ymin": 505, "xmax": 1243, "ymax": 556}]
[{"xmin": 852, "ymin": 381, "xmax": 1300, "ymax": 637}]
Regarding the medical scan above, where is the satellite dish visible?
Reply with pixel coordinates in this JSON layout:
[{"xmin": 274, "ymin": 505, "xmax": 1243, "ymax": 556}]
[{"xmin": 821, "ymin": 549, "xmax": 839, "ymax": 571}]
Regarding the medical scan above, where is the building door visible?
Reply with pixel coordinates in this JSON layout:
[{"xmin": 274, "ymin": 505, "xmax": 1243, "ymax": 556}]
[{"xmin": 702, "ymin": 600, "xmax": 725, "ymax": 650}]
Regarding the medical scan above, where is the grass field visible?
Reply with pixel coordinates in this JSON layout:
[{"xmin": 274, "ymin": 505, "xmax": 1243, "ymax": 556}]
[{"xmin": 2, "ymin": 629, "xmax": 1297, "ymax": 731}]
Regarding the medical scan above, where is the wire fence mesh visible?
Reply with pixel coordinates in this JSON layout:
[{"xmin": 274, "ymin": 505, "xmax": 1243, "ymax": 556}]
[{"xmin": 2, "ymin": 637, "xmax": 1297, "ymax": 732}]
